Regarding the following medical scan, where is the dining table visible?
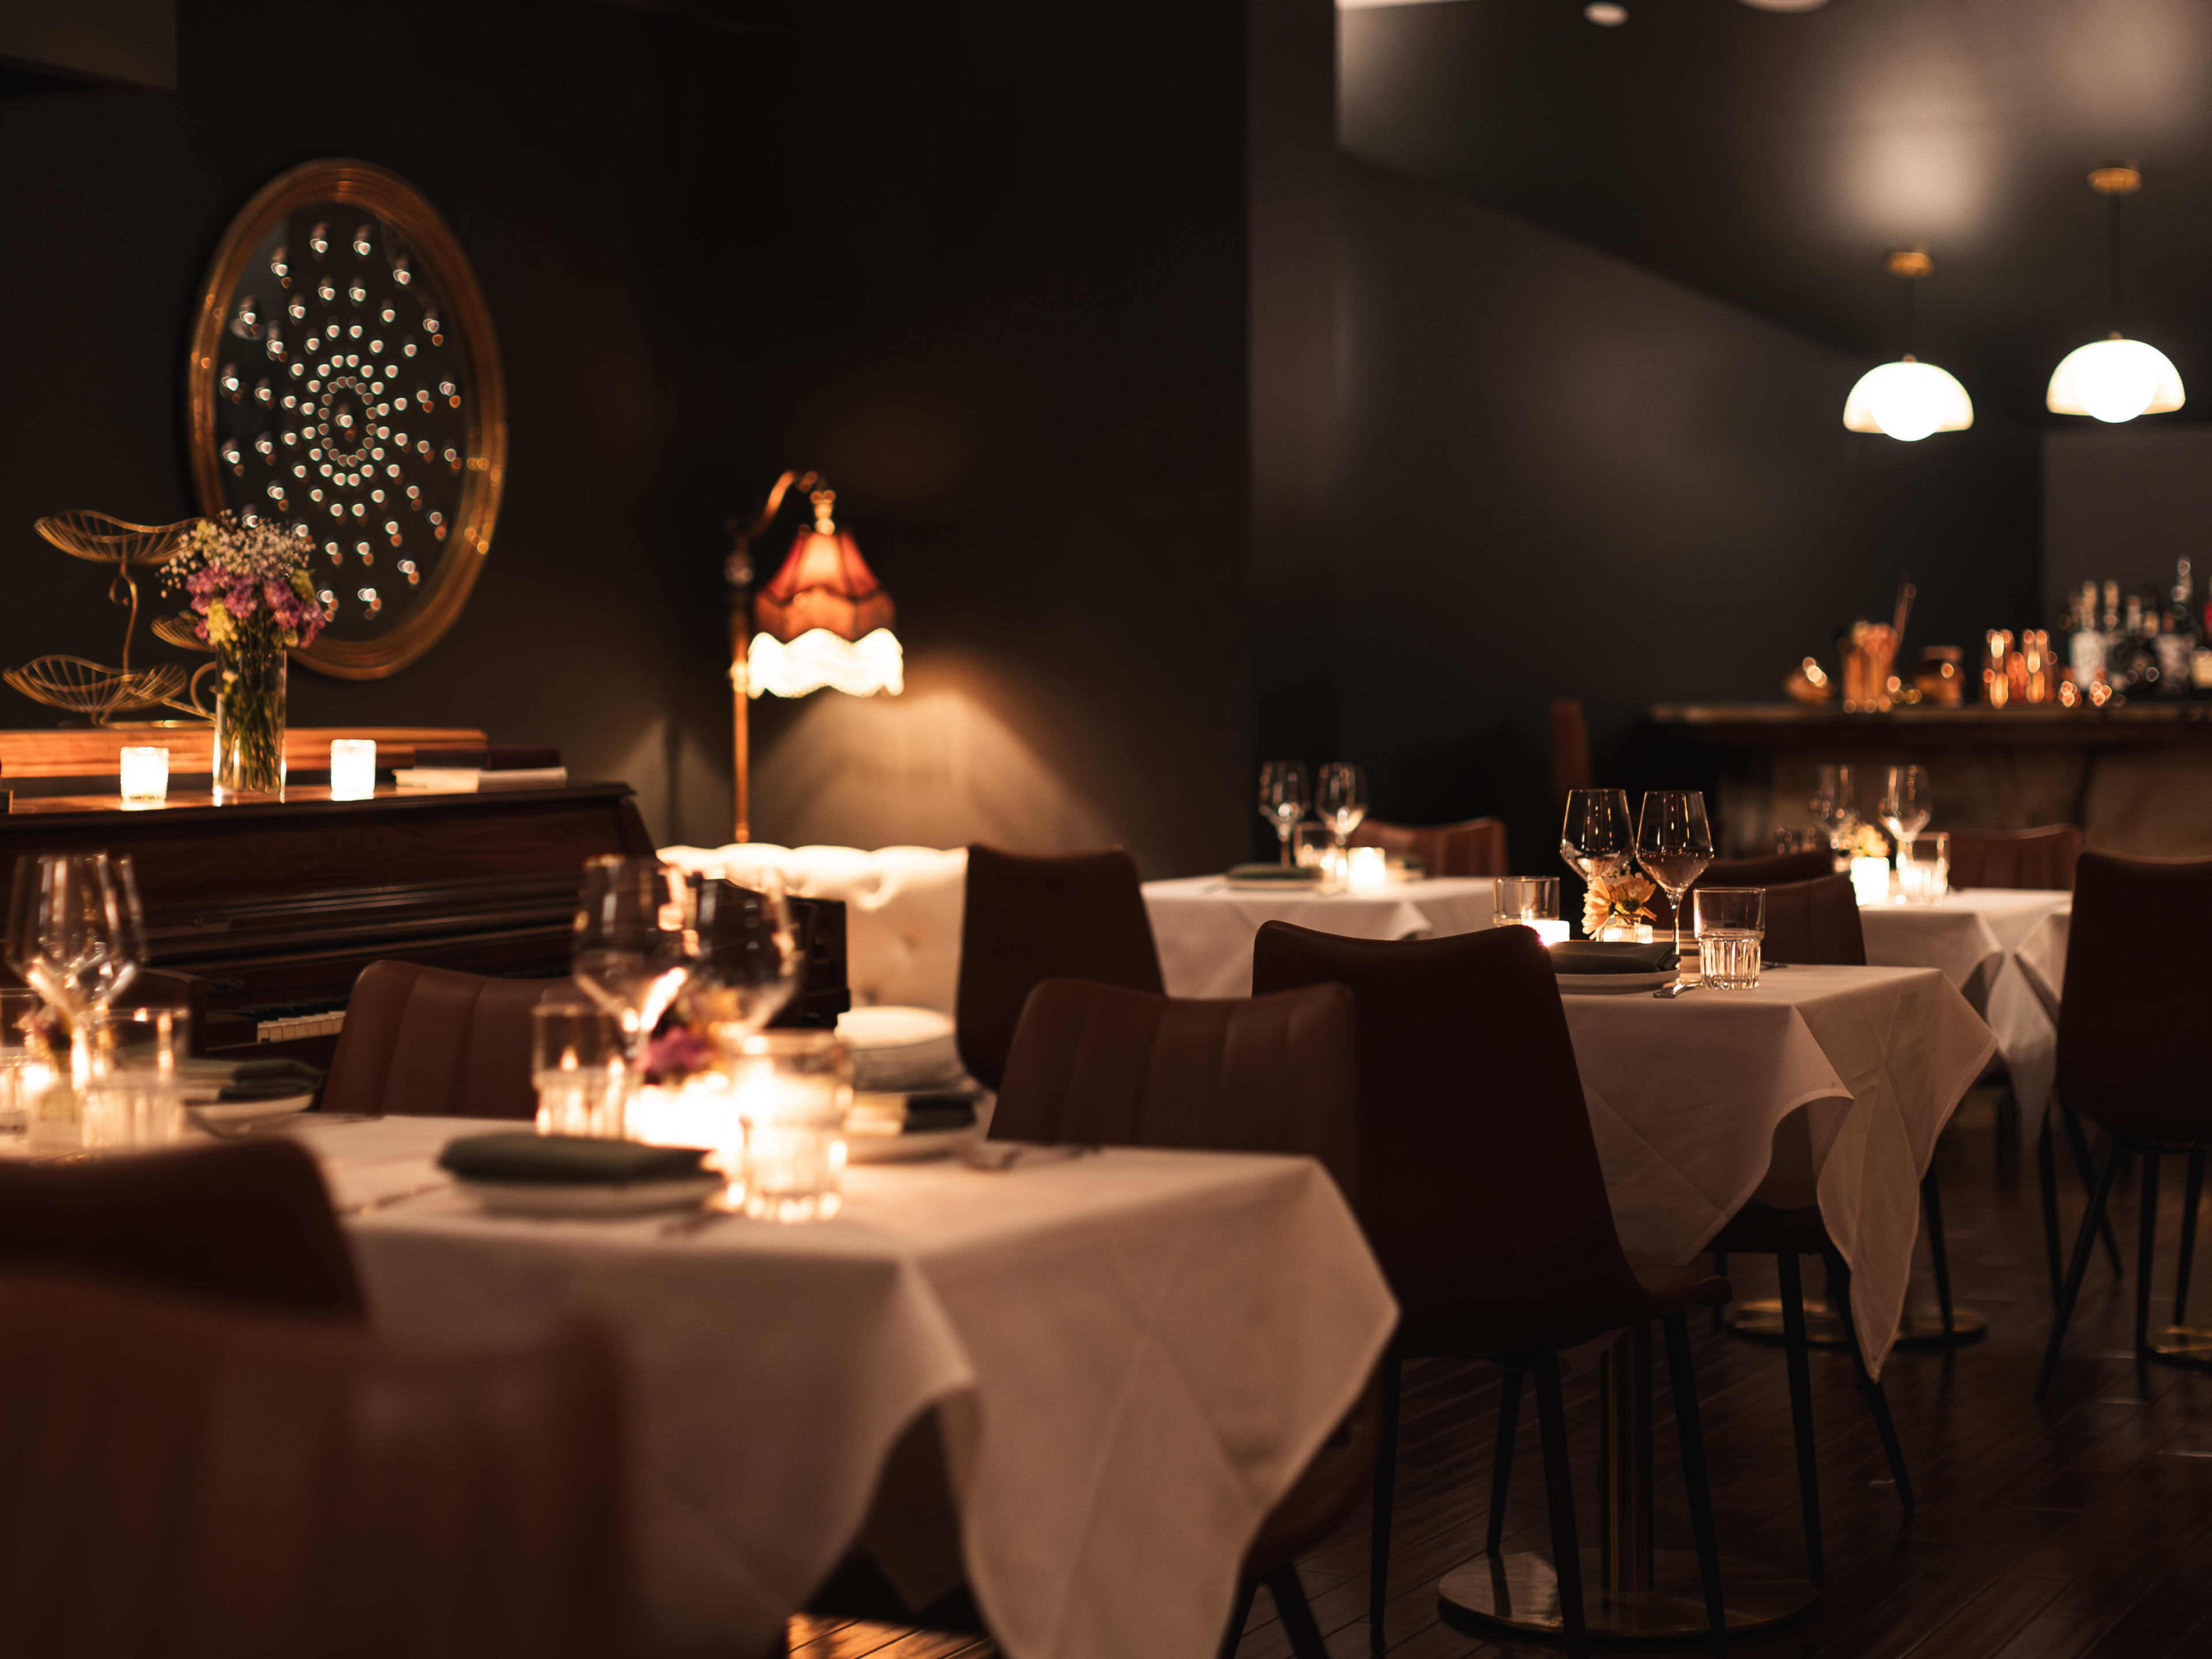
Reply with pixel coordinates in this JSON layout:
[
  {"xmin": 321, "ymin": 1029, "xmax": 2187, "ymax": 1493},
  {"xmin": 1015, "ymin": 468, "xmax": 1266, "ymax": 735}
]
[
  {"xmin": 310, "ymin": 1116, "xmax": 1395, "ymax": 1659},
  {"xmin": 1141, "ymin": 874, "xmax": 1498, "ymax": 997}
]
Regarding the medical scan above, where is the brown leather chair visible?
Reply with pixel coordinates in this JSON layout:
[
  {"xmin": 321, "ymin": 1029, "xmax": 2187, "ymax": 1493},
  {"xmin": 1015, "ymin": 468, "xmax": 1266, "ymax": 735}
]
[
  {"xmin": 2037, "ymin": 852, "xmax": 2212, "ymax": 1399},
  {"xmin": 993, "ymin": 977, "xmax": 1365, "ymax": 1658},
  {"xmin": 1697, "ymin": 850, "xmax": 1836, "ymax": 889},
  {"xmin": 1252, "ymin": 922, "xmax": 1728, "ymax": 1657},
  {"xmin": 323, "ymin": 960, "xmax": 569, "ymax": 1120},
  {"xmin": 954, "ymin": 846, "xmax": 1162, "ymax": 1093},
  {"xmin": 1946, "ymin": 824, "xmax": 2081, "ymax": 891},
  {"xmin": 0, "ymin": 1273, "xmax": 626, "ymax": 1659},
  {"xmin": 0, "ymin": 1139, "xmax": 362, "ymax": 1318},
  {"xmin": 1350, "ymin": 816, "xmax": 1509, "ymax": 877}
]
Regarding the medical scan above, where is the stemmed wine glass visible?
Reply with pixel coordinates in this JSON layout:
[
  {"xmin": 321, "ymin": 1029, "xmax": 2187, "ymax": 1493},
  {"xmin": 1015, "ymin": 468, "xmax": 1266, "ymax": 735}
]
[
  {"xmin": 1809, "ymin": 764, "xmax": 1858, "ymax": 855},
  {"xmin": 1317, "ymin": 763, "xmax": 1368, "ymax": 857},
  {"xmin": 691, "ymin": 870, "xmax": 803, "ymax": 1044},
  {"xmin": 1560, "ymin": 788, "xmax": 1635, "ymax": 884},
  {"xmin": 1257, "ymin": 762, "xmax": 1310, "ymax": 865},
  {"xmin": 571, "ymin": 857, "xmax": 704, "ymax": 1113},
  {"xmin": 1880, "ymin": 766, "xmax": 1930, "ymax": 849},
  {"xmin": 6, "ymin": 853, "xmax": 144, "ymax": 1033},
  {"xmin": 1635, "ymin": 792, "xmax": 1714, "ymax": 967}
]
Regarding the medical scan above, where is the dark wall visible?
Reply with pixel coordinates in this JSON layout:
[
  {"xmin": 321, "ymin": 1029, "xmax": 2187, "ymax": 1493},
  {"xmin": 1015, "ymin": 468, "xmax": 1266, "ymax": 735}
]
[
  {"xmin": 2043, "ymin": 427, "xmax": 2212, "ymax": 622},
  {"xmin": 0, "ymin": 0, "xmax": 1254, "ymax": 874},
  {"xmin": 1322, "ymin": 160, "xmax": 2043, "ymax": 865}
]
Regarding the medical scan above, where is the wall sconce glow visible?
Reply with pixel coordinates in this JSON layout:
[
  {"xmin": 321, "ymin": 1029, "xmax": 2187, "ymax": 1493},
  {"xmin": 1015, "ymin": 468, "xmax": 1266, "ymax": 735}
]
[
  {"xmin": 2046, "ymin": 335, "xmax": 2184, "ymax": 423},
  {"xmin": 1842, "ymin": 357, "xmax": 1973, "ymax": 441},
  {"xmin": 744, "ymin": 627, "xmax": 904, "ymax": 700},
  {"xmin": 1584, "ymin": 3, "xmax": 1628, "ymax": 24},
  {"xmin": 118, "ymin": 745, "xmax": 169, "ymax": 805},
  {"xmin": 328, "ymin": 738, "xmax": 377, "ymax": 801}
]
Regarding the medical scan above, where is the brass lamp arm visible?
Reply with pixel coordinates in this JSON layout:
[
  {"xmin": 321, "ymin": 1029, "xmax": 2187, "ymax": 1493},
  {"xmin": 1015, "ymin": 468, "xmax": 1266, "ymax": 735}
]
[{"xmin": 726, "ymin": 468, "xmax": 825, "ymax": 845}]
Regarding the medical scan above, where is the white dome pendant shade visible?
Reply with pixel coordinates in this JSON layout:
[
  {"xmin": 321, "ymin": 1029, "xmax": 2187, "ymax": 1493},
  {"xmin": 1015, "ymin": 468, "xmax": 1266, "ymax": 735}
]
[
  {"xmin": 1843, "ymin": 356, "xmax": 1974, "ymax": 441},
  {"xmin": 2047, "ymin": 334, "xmax": 2184, "ymax": 422}
]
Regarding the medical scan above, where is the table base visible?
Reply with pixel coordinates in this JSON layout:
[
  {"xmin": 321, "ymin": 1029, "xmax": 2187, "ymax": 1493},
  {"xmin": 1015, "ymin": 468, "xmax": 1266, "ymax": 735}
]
[
  {"xmin": 1727, "ymin": 1298, "xmax": 1988, "ymax": 1350},
  {"xmin": 1438, "ymin": 1548, "xmax": 1816, "ymax": 1638},
  {"xmin": 2146, "ymin": 1325, "xmax": 2212, "ymax": 1368}
]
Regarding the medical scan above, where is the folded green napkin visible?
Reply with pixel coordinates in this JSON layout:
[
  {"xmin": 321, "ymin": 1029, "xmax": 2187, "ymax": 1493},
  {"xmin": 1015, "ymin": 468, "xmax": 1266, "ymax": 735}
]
[
  {"xmin": 219, "ymin": 1058, "xmax": 326, "ymax": 1102},
  {"xmin": 1225, "ymin": 863, "xmax": 1321, "ymax": 883},
  {"xmin": 1547, "ymin": 941, "xmax": 1679, "ymax": 975},
  {"xmin": 437, "ymin": 1133, "xmax": 711, "ymax": 1186},
  {"xmin": 903, "ymin": 1095, "xmax": 979, "ymax": 1134}
]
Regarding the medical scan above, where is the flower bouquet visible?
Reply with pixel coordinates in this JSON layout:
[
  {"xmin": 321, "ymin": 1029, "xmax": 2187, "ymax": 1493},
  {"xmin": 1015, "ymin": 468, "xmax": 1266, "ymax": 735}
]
[
  {"xmin": 162, "ymin": 516, "xmax": 328, "ymax": 797},
  {"xmin": 1583, "ymin": 868, "xmax": 1658, "ymax": 941}
]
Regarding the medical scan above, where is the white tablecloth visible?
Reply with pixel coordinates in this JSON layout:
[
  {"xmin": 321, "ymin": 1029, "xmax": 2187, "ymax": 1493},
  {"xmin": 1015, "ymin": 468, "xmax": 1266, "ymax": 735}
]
[
  {"xmin": 1859, "ymin": 889, "xmax": 2073, "ymax": 1125},
  {"xmin": 1142, "ymin": 876, "xmax": 1498, "ymax": 997},
  {"xmin": 1561, "ymin": 965, "xmax": 1994, "ymax": 1374},
  {"xmin": 2016, "ymin": 904, "xmax": 2071, "ymax": 1023},
  {"xmin": 316, "ymin": 1119, "xmax": 1393, "ymax": 1659}
]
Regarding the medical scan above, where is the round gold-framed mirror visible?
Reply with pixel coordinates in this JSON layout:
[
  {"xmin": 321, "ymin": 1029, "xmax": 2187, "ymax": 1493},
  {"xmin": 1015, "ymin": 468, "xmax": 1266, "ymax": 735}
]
[{"xmin": 186, "ymin": 160, "xmax": 506, "ymax": 679}]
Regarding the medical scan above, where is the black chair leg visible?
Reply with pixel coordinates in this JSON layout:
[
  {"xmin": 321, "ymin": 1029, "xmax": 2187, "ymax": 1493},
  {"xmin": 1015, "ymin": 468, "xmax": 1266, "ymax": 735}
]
[
  {"xmin": 1922, "ymin": 1166, "xmax": 1956, "ymax": 1339},
  {"xmin": 1662, "ymin": 1312, "xmax": 1730, "ymax": 1657},
  {"xmin": 2037, "ymin": 1139, "xmax": 2126, "ymax": 1402},
  {"xmin": 1218, "ymin": 1578, "xmax": 1259, "ymax": 1659},
  {"xmin": 2039, "ymin": 1102, "xmax": 2064, "ymax": 1304},
  {"xmin": 1267, "ymin": 1565, "xmax": 1330, "ymax": 1659},
  {"xmin": 1369, "ymin": 1353, "xmax": 1401, "ymax": 1640},
  {"xmin": 2177, "ymin": 1151, "xmax": 2206, "ymax": 1327},
  {"xmin": 1822, "ymin": 1247, "xmax": 1914, "ymax": 1513},
  {"xmin": 1487, "ymin": 1363, "xmax": 1523, "ymax": 1556},
  {"xmin": 1776, "ymin": 1253, "xmax": 1824, "ymax": 1584},
  {"xmin": 2062, "ymin": 1104, "xmax": 2126, "ymax": 1278},
  {"xmin": 2137, "ymin": 1152, "xmax": 2160, "ymax": 1357},
  {"xmin": 1532, "ymin": 1347, "xmax": 1588, "ymax": 1659}
]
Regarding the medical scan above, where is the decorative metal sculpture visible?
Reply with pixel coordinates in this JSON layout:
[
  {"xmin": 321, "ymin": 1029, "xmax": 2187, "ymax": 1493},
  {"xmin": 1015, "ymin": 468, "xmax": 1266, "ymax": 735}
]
[
  {"xmin": 2, "ymin": 512, "xmax": 211, "ymax": 724},
  {"xmin": 187, "ymin": 160, "xmax": 505, "ymax": 679}
]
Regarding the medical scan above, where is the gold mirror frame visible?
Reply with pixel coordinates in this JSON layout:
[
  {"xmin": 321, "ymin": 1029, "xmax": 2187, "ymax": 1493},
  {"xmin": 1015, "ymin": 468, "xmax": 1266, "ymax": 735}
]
[{"xmin": 186, "ymin": 160, "xmax": 506, "ymax": 679}]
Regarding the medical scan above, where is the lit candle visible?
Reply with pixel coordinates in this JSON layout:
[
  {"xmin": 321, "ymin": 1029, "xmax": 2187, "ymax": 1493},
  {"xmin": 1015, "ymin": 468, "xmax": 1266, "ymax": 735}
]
[
  {"xmin": 1850, "ymin": 855, "xmax": 1892, "ymax": 907},
  {"xmin": 1530, "ymin": 917, "xmax": 1570, "ymax": 946},
  {"xmin": 118, "ymin": 745, "xmax": 169, "ymax": 805},
  {"xmin": 329, "ymin": 738, "xmax": 377, "ymax": 801},
  {"xmin": 1346, "ymin": 846, "xmax": 1389, "ymax": 892}
]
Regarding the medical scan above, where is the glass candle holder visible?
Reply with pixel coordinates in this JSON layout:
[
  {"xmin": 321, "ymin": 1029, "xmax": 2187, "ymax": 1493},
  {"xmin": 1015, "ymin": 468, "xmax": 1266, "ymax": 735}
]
[
  {"xmin": 1291, "ymin": 822, "xmax": 1334, "ymax": 872},
  {"xmin": 1850, "ymin": 854, "xmax": 1893, "ymax": 907},
  {"xmin": 531, "ymin": 999, "xmax": 627, "ymax": 1139},
  {"xmin": 1493, "ymin": 876, "xmax": 1566, "ymax": 944},
  {"xmin": 1897, "ymin": 832, "xmax": 1950, "ymax": 905},
  {"xmin": 328, "ymin": 738, "xmax": 377, "ymax": 801},
  {"xmin": 1344, "ymin": 846, "xmax": 1389, "ymax": 892},
  {"xmin": 0, "ymin": 987, "xmax": 41, "ymax": 1141},
  {"xmin": 727, "ymin": 1030, "xmax": 850, "ymax": 1223},
  {"xmin": 118, "ymin": 745, "xmax": 169, "ymax": 806}
]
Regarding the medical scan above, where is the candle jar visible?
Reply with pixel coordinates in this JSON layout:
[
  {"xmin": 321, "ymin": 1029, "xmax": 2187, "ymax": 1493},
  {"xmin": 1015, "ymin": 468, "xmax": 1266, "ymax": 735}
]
[
  {"xmin": 1344, "ymin": 846, "xmax": 1389, "ymax": 892},
  {"xmin": 1897, "ymin": 832, "xmax": 1950, "ymax": 905},
  {"xmin": 1493, "ymin": 877, "xmax": 1566, "ymax": 944},
  {"xmin": 329, "ymin": 738, "xmax": 377, "ymax": 801},
  {"xmin": 728, "ymin": 1031, "xmax": 850, "ymax": 1223},
  {"xmin": 1850, "ymin": 854, "xmax": 1893, "ymax": 907},
  {"xmin": 118, "ymin": 745, "xmax": 169, "ymax": 806},
  {"xmin": 531, "ymin": 1000, "xmax": 627, "ymax": 1139}
]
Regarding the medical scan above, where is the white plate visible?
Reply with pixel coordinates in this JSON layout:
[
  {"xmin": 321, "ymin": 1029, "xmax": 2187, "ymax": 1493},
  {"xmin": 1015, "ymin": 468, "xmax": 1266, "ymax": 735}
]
[
  {"xmin": 188, "ymin": 1092, "xmax": 316, "ymax": 1128},
  {"xmin": 845, "ymin": 1122, "xmax": 984, "ymax": 1164},
  {"xmin": 1556, "ymin": 969, "xmax": 1679, "ymax": 995},
  {"xmin": 458, "ymin": 1175, "xmax": 724, "ymax": 1217}
]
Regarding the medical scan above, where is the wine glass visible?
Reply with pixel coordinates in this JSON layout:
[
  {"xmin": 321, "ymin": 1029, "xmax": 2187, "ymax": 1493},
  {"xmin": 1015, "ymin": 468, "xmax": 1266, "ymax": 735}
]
[
  {"xmin": 1880, "ymin": 766, "xmax": 1930, "ymax": 847},
  {"xmin": 571, "ymin": 857, "xmax": 702, "ymax": 1109},
  {"xmin": 692, "ymin": 870, "xmax": 803, "ymax": 1043},
  {"xmin": 6, "ymin": 853, "xmax": 144, "ymax": 1031},
  {"xmin": 1257, "ymin": 761, "xmax": 1310, "ymax": 865},
  {"xmin": 1635, "ymin": 792, "xmax": 1714, "ymax": 966},
  {"xmin": 1809, "ymin": 764, "xmax": 1858, "ymax": 854},
  {"xmin": 1317, "ymin": 763, "xmax": 1368, "ymax": 854},
  {"xmin": 1560, "ymin": 788, "xmax": 1635, "ymax": 883}
]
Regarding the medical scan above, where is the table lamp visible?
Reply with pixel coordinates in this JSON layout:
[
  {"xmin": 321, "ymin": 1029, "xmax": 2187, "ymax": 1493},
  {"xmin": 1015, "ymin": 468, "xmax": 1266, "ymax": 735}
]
[{"xmin": 726, "ymin": 471, "xmax": 903, "ymax": 842}]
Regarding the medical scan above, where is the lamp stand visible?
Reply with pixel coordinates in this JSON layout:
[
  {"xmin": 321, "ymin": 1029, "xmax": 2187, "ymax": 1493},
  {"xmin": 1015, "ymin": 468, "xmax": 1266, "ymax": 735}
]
[{"xmin": 725, "ymin": 469, "xmax": 821, "ymax": 843}]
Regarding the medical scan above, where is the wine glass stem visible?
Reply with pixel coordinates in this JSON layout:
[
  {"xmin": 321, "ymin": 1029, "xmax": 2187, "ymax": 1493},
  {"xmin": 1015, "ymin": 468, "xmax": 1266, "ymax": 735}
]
[{"xmin": 1278, "ymin": 824, "xmax": 1293, "ymax": 866}]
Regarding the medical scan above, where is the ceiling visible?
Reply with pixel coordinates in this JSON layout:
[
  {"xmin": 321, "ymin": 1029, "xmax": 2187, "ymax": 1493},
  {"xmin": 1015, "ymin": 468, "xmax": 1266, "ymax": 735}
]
[{"xmin": 1338, "ymin": 0, "xmax": 2212, "ymax": 423}]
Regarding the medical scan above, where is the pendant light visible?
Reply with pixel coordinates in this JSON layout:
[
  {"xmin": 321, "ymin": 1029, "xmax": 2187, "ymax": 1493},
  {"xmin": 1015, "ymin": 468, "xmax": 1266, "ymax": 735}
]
[
  {"xmin": 2047, "ymin": 164, "xmax": 2184, "ymax": 423},
  {"xmin": 1842, "ymin": 250, "xmax": 1973, "ymax": 442}
]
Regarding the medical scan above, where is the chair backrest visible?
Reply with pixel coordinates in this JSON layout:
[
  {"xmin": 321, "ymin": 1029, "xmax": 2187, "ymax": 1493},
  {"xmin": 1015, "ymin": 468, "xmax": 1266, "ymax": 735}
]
[
  {"xmin": 1757, "ymin": 873, "xmax": 1868, "ymax": 967},
  {"xmin": 955, "ymin": 846, "xmax": 1162, "ymax": 1092},
  {"xmin": 0, "ymin": 1273, "xmax": 625, "ymax": 1659},
  {"xmin": 1350, "ymin": 817, "xmax": 1510, "ymax": 878},
  {"xmin": 2058, "ymin": 851, "xmax": 2212, "ymax": 1138},
  {"xmin": 991, "ymin": 977, "xmax": 1359, "ymax": 1199},
  {"xmin": 1251, "ymin": 921, "xmax": 1647, "ymax": 1351},
  {"xmin": 1947, "ymin": 825, "xmax": 2081, "ymax": 891},
  {"xmin": 0, "ymin": 1139, "xmax": 362, "ymax": 1317},
  {"xmin": 323, "ymin": 960, "xmax": 567, "ymax": 1120},
  {"xmin": 1697, "ymin": 851, "xmax": 1836, "ymax": 889},
  {"xmin": 1550, "ymin": 698, "xmax": 1591, "ymax": 809}
]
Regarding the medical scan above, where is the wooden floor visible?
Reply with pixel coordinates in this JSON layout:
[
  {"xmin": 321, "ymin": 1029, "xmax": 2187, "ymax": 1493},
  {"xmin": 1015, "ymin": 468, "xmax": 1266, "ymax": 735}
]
[{"xmin": 787, "ymin": 1096, "xmax": 2212, "ymax": 1659}]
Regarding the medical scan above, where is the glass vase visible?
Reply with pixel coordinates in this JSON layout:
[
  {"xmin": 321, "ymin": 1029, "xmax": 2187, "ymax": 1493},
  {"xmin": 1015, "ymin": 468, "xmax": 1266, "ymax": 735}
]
[{"xmin": 213, "ymin": 636, "xmax": 286, "ymax": 801}]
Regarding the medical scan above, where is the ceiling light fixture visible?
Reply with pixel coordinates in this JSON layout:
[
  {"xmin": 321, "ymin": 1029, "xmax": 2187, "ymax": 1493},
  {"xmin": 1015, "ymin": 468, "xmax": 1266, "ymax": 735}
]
[
  {"xmin": 1584, "ymin": 3, "xmax": 1628, "ymax": 24},
  {"xmin": 2047, "ymin": 164, "xmax": 2184, "ymax": 423},
  {"xmin": 1842, "ymin": 250, "xmax": 1973, "ymax": 442},
  {"xmin": 1738, "ymin": 0, "xmax": 1830, "ymax": 11}
]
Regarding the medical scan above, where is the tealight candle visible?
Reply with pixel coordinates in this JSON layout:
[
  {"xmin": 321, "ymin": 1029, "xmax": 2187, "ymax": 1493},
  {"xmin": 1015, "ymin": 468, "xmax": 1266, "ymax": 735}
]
[
  {"xmin": 118, "ymin": 745, "xmax": 169, "ymax": 805},
  {"xmin": 1346, "ymin": 846, "xmax": 1389, "ymax": 892},
  {"xmin": 1849, "ymin": 854, "xmax": 1892, "ymax": 908},
  {"xmin": 329, "ymin": 738, "xmax": 377, "ymax": 801},
  {"xmin": 1530, "ymin": 917, "xmax": 1570, "ymax": 946}
]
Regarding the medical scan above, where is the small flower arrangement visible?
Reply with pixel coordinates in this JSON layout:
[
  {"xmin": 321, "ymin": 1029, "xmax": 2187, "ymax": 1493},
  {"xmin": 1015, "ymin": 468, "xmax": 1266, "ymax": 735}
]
[
  {"xmin": 1584, "ymin": 868, "xmax": 1658, "ymax": 940},
  {"xmin": 1850, "ymin": 821, "xmax": 1891, "ymax": 860},
  {"xmin": 160, "ymin": 514, "xmax": 330, "ymax": 650}
]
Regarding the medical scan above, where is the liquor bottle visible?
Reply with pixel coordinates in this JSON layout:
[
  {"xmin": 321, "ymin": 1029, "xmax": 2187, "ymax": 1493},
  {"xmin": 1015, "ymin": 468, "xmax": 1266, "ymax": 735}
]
[
  {"xmin": 2069, "ymin": 581, "xmax": 2106, "ymax": 684},
  {"xmin": 2158, "ymin": 558, "xmax": 2198, "ymax": 696},
  {"xmin": 2113, "ymin": 592, "xmax": 2156, "ymax": 694}
]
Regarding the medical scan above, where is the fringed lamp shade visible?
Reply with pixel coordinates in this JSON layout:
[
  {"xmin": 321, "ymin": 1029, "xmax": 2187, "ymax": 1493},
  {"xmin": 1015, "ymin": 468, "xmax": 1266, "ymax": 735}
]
[{"xmin": 748, "ymin": 490, "xmax": 903, "ymax": 698}]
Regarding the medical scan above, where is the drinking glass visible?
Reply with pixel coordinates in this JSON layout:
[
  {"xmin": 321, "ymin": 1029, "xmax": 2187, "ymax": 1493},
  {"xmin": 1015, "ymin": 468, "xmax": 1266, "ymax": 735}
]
[
  {"xmin": 531, "ymin": 997, "xmax": 627, "ymax": 1138},
  {"xmin": 0, "ymin": 987, "xmax": 41, "ymax": 1139},
  {"xmin": 6, "ymin": 853, "xmax": 145, "ymax": 1029},
  {"xmin": 1694, "ymin": 888, "xmax": 1766, "ymax": 990},
  {"xmin": 1493, "ymin": 877, "xmax": 1565, "ymax": 944},
  {"xmin": 571, "ymin": 857, "xmax": 700, "ymax": 1112},
  {"xmin": 1808, "ymin": 765, "xmax": 1858, "ymax": 853},
  {"xmin": 729, "ymin": 1031, "xmax": 851, "ymax": 1223},
  {"xmin": 1880, "ymin": 765, "xmax": 1930, "ymax": 847},
  {"xmin": 1317, "ymin": 763, "xmax": 1368, "ymax": 853},
  {"xmin": 1898, "ymin": 832, "xmax": 1950, "ymax": 905},
  {"xmin": 693, "ymin": 872, "xmax": 803, "ymax": 1046},
  {"xmin": 79, "ymin": 999, "xmax": 191, "ymax": 1150},
  {"xmin": 1560, "ymin": 788, "xmax": 1635, "ymax": 882},
  {"xmin": 1257, "ymin": 762, "xmax": 1310, "ymax": 866},
  {"xmin": 1291, "ymin": 822, "xmax": 1334, "ymax": 871},
  {"xmin": 1635, "ymin": 792, "xmax": 1714, "ymax": 965}
]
